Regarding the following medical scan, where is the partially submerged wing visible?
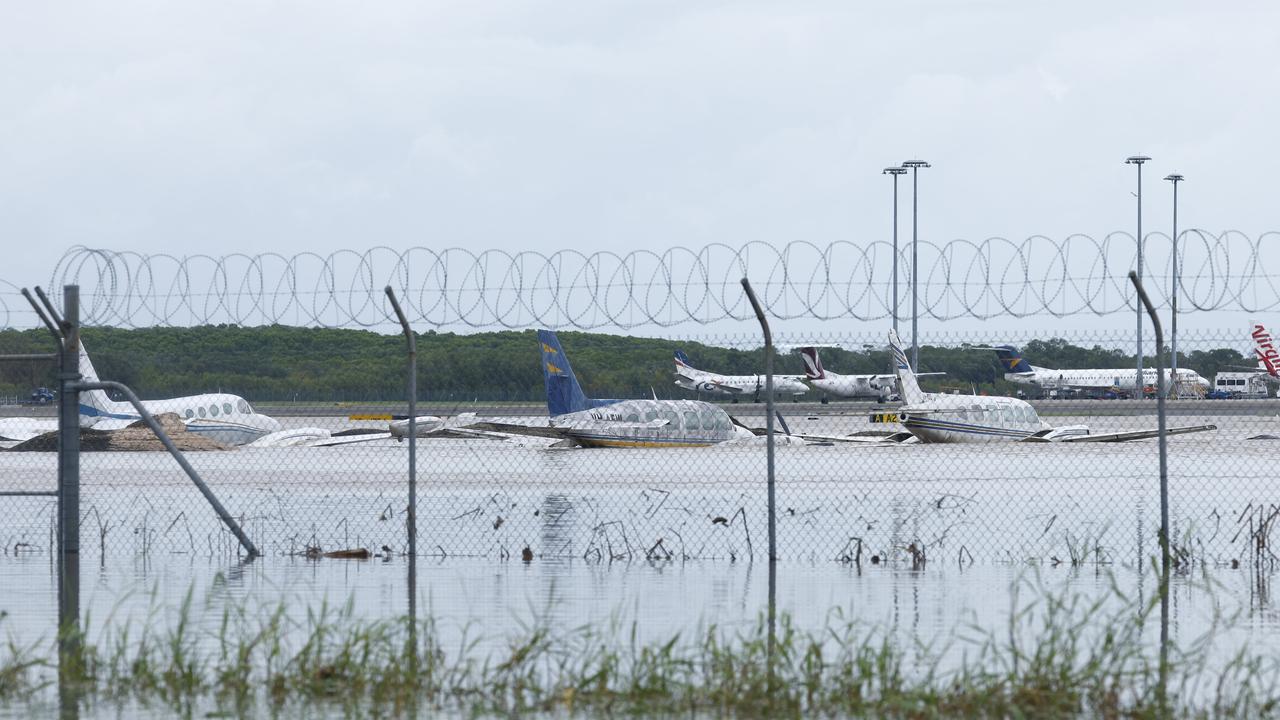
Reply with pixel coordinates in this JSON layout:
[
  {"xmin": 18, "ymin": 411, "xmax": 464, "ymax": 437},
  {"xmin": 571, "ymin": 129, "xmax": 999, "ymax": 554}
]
[{"xmin": 1057, "ymin": 424, "xmax": 1217, "ymax": 443}]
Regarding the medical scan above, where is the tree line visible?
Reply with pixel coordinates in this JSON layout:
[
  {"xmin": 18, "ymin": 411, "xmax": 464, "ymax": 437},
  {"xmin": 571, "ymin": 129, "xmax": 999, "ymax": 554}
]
[{"xmin": 0, "ymin": 326, "xmax": 1252, "ymax": 403}]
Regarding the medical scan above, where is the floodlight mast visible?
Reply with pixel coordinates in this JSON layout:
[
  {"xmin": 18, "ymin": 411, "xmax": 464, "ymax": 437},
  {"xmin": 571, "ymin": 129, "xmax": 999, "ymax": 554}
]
[
  {"xmin": 1126, "ymin": 155, "xmax": 1151, "ymax": 399},
  {"xmin": 1165, "ymin": 173, "xmax": 1184, "ymax": 393},
  {"xmin": 901, "ymin": 159, "xmax": 930, "ymax": 370},
  {"xmin": 883, "ymin": 166, "xmax": 908, "ymax": 334}
]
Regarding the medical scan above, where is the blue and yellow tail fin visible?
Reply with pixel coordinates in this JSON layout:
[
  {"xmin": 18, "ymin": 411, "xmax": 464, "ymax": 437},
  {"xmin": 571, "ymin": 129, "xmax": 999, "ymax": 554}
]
[
  {"xmin": 538, "ymin": 330, "xmax": 590, "ymax": 416},
  {"xmin": 993, "ymin": 345, "xmax": 1032, "ymax": 374},
  {"xmin": 888, "ymin": 329, "xmax": 924, "ymax": 404}
]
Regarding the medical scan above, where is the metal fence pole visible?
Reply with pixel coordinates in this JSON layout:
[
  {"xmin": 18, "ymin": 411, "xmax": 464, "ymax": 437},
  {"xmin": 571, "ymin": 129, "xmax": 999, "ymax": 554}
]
[
  {"xmin": 1129, "ymin": 271, "xmax": 1168, "ymax": 570},
  {"xmin": 740, "ymin": 279, "xmax": 775, "ymax": 562},
  {"xmin": 56, "ymin": 285, "xmax": 83, "ymax": 712},
  {"xmin": 385, "ymin": 287, "xmax": 418, "ymax": 658}
]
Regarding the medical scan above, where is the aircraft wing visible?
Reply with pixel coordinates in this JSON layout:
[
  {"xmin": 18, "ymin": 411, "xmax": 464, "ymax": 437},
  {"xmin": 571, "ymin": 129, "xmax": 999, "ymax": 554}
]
[
  {"xmin": 1057, "ymin": 424, "xmax": 1217, "ymax": 443},
  {"xmin": 0, "ymin": 418, "xmax": 58, "ymax": 443}
]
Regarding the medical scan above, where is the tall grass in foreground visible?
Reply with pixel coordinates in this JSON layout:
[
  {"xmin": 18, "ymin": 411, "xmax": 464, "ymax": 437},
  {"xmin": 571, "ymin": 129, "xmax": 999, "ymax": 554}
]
[{"xmin": 2, "ymin": 569, "xmax": 1279, "ymax": 717}]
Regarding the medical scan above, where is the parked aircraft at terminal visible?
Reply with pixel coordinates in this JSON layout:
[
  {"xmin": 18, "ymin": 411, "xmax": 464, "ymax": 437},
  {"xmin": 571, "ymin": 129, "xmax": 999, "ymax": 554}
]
[
  {"xmin": 673, "ymin": 350, "xmax": 808, "ymax": 401},
  {"xmin": 890, "ymin": 330, "xmax": 1214, "ymax": 444},
  {"xmin": 986, "ymin": 345, "xmax": 1210, "ymax": 397}
]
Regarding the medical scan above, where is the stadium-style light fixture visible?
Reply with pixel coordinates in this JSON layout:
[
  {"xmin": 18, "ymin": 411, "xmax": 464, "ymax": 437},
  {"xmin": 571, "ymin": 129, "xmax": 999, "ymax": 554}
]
[{"xmin": 901, "ymin": 160, "xmax": 930, "ymax": 370}]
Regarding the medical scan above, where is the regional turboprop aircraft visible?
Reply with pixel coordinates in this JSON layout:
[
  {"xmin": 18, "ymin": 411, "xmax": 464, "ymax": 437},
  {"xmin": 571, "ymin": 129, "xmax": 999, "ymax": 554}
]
[
  {"xmin": 673, "ymin": 350, "xmax": 808, "ymax": 402},
  {"xmin": 472, "ymin": 331, "xmax": 756, "ymax": 448},
  {"xmin": 798, "ymin": 346, "xmax": 945, "ymax": 402},
  {"xmin": 891, "ymin": 330, "xmax": 1215, "ymax": 444},
  {"xmin": 984, "ymin": 344, "xmax": 1210, "ymax": 398}
]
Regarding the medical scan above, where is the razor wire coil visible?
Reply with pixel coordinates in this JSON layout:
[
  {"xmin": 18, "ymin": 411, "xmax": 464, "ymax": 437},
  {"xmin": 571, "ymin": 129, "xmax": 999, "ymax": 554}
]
[{"xmin": 3, "ymin": 231, "xmax": 1278, "ymax": 329}]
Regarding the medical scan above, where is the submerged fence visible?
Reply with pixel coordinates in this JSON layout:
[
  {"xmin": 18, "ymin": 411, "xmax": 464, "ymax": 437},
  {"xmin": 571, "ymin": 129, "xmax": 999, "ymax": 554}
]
[{"xmin": 1, "ymin": 304, "xmax": 1275, "ymax": 570}]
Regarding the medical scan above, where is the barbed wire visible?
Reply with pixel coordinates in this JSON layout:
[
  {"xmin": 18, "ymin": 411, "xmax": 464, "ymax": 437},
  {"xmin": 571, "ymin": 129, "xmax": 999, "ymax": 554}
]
[{"xmin": 2, "ymin": 231, "xmax": 1277, "ymax": 330}]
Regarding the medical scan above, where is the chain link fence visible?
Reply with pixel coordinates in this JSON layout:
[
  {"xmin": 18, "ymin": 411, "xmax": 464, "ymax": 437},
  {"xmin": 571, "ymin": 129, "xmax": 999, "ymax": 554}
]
[{"xmin": 2, "ymin": 320, "xmax": 1273, "ymax": 569}]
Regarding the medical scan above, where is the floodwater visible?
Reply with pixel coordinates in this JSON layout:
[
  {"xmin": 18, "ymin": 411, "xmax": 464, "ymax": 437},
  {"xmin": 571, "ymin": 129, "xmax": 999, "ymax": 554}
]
[{"xmin": 2, "ymin": 406, "xmax": 1280, "ymax": 715}]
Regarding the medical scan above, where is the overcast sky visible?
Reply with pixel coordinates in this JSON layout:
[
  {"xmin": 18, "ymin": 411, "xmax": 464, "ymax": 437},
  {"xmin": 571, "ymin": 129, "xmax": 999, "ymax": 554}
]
[{"xmin": 3, "ymin": 2, "xmax": 1278, "ymax": 339}]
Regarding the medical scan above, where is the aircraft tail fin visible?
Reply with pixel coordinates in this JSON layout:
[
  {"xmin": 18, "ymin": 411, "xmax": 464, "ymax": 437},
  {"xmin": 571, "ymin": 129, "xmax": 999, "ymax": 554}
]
[
  {"xmin": 993, "ymin": 345, "xmax": 1033, "ymax": 374},
  {"xmin": 674, "ymin": 350, "xmax": 693, "ymax": 369},
  {"xmin": 888, "ymin": 329, "xmax": 925, "ymax": 404},
  {"xmin": 799, "ymin": 347, "xmax": 826, "ymax": 380},
  {"xmin": 538, "ymin": 330, "xmax": 590, "ymax": 416},
  {"xmin": 76, "ymin": 342, "xmax": 127, "ymax": 422},
  {"xmin": 1254, "ymin": 323, "xmax": 1280, "ymax": 378}
]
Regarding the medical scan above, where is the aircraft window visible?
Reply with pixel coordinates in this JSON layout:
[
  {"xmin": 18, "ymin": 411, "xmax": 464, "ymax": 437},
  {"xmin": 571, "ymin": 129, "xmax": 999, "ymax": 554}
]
[
  {"xmin": 956, "ymin": 410, "xmax": 967, "ymax": 421},
  {"xmin": 626, "ymin": 412, "xmax": 639, "ymax": 423},
  {"xmin": 661, "ymin": 410, "xmax": 679, "ymax": 427},
  {"xmin": 210, "ymin": 404, "xmax": 220, "ymax": 417},
  {"xmin": 644, "ymin": 410, "xmax": 658, "ymax": 422},
  {"xmin": 683, "ymin": 411, "xmax": 699, "ymax": 429},
  {"xmin": 237, "ymin": 400, "xmax": 250, "ymax": 413},
  {"xmin": 198, "ymin": 407, "xmax": 207, "ymax": 418},
  {"xmin": 184, "ymin": 409, "xmax": 194, "ymax": 419},
  {"xmin": 223, "ymin": 403, "xmax": 233, "ymax": 415}
]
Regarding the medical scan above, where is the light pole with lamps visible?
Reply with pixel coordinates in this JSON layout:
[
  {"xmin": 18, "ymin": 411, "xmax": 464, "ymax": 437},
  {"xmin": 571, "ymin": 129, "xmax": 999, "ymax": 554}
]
[
  {"xmin": 901, "ymin": 159, "xmax": 930, "ymax": 370},
  {"xmin": 1165, "ymin": 173, "xmax": 1183, "ymax": 395},
  {"xmin": 884, "ymin": 166, "xmax": 907, "ymax": 334},
  {"xmin": 1126, "ymin": 155, "xmax": 1151, "ymax": 398}
]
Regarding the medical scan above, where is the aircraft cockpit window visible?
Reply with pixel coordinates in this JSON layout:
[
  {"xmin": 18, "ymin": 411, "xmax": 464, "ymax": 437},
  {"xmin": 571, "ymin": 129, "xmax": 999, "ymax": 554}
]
[
  {"xmin": 210, "ymin": 405, "xmax": 220, "ymax": 417},
  {"xmin": 198, "ymin": 407, "xmax": 207, "ymax": 418},
  {"xmin": 237, "ymin": 400, "xmax": 250, "ymax": 414},
  {"xmin": 223, "ymin": 403, "xmax": 233, "ymax": 415}
]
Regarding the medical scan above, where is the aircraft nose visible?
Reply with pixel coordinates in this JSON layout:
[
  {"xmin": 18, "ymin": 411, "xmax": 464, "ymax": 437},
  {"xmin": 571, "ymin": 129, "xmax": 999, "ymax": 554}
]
[{"xmin": 256, "ymin": 413, "xmax": 283, "ymax": 433}]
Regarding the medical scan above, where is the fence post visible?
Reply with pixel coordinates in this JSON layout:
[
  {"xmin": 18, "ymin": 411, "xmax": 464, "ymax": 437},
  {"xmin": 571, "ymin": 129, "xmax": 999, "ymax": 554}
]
[
  {"xmin": 1128, "ymin": 272, "xmax": 1168, "ymax": 571},
  {"xmin": 740, "ymin": 279, "xmax": 776, "ymax": 561},
  {"xmin": 56, "ymin": 285, "xmax": 83, "ymax": 703},
  {"xmin": 384, "ymin": 287, "xmax": 418, "ymax": 657}
]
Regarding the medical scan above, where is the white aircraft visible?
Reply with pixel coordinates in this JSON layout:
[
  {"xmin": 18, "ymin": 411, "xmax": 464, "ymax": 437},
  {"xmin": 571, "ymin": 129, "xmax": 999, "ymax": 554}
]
[
  {"xmin": 798, "ymin": 346, "xmax": 946, "ymax": 402},
  {"xmin": 480, "ymin": 331, "xmax": 757, "ymax": 448},
  {"xmin": 985, "ymin": 344, "xmax": 1210, "ymax": 397},
  {"xmin": 78, "ymin": 344, "xmax": 282, "ymax": 445},
  {"xmin": 673, "ymin": 350, "xmax": 808, "ymax": 402},
  {"xmin": 0, "ymin": 343, "xmax": 282, "ymax": 446},
  {"xmin": 890, "ymin": 329, "xmax": 1214, "ymax": 443}
]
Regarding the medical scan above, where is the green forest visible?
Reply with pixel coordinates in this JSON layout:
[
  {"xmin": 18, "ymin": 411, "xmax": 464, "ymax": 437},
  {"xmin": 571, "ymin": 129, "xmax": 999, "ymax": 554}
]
[{"xmin": 0, "ymin": 326, "xmax": 1252, "ymax": 403}]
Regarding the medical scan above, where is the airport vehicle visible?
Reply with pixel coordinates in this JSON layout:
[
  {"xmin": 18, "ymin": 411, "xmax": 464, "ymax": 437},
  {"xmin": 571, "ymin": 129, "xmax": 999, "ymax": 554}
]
[
  {"xmin": 985, "ymin": 345, "xmax": 1210, "ymax": 398},
  {"xmin": 76, "ymin": 344, "xmax": 282, "ymax": 445},
  {"xmin": 509, "ymin": 331, "xmax": 755, "ymax": 447},
  {"xmin": 673, "ymin": 350, "xmax": 808, "ymax": 401},
  {"xmin": 28, "ymin": 387, "xmax": 55, "ymax": 405},
  {"xmin": 1210, "ymin": 372, "xmax": 1270, "ymax": 399},
  {"xmin": 892, "ymin": 330, "xmax": 1214, "ymax": 443}
]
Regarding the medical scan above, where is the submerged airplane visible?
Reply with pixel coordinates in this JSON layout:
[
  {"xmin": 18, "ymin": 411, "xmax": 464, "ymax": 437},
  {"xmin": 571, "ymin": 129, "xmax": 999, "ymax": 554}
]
[
  {"xmin": 0, "ymin": 344, "xmax": 282, "ymax": 446},
  {"xmin": 673, "ymin": 350, "xmax": 808, "ymax": 401},
  {"xmin": 986, "ymin": 345, "xmax": 1210, "ymax": 397},
  {"xmin": 891, "ymin": 330, "xmax": 1214, "ymax": 443},
  {"xmin": 483, "ymin": 331, "xmax": 757, "ymax": 447},
  {"xmin": 76, "ymin": 344, "xmax": 282, "ymax": 445}
]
